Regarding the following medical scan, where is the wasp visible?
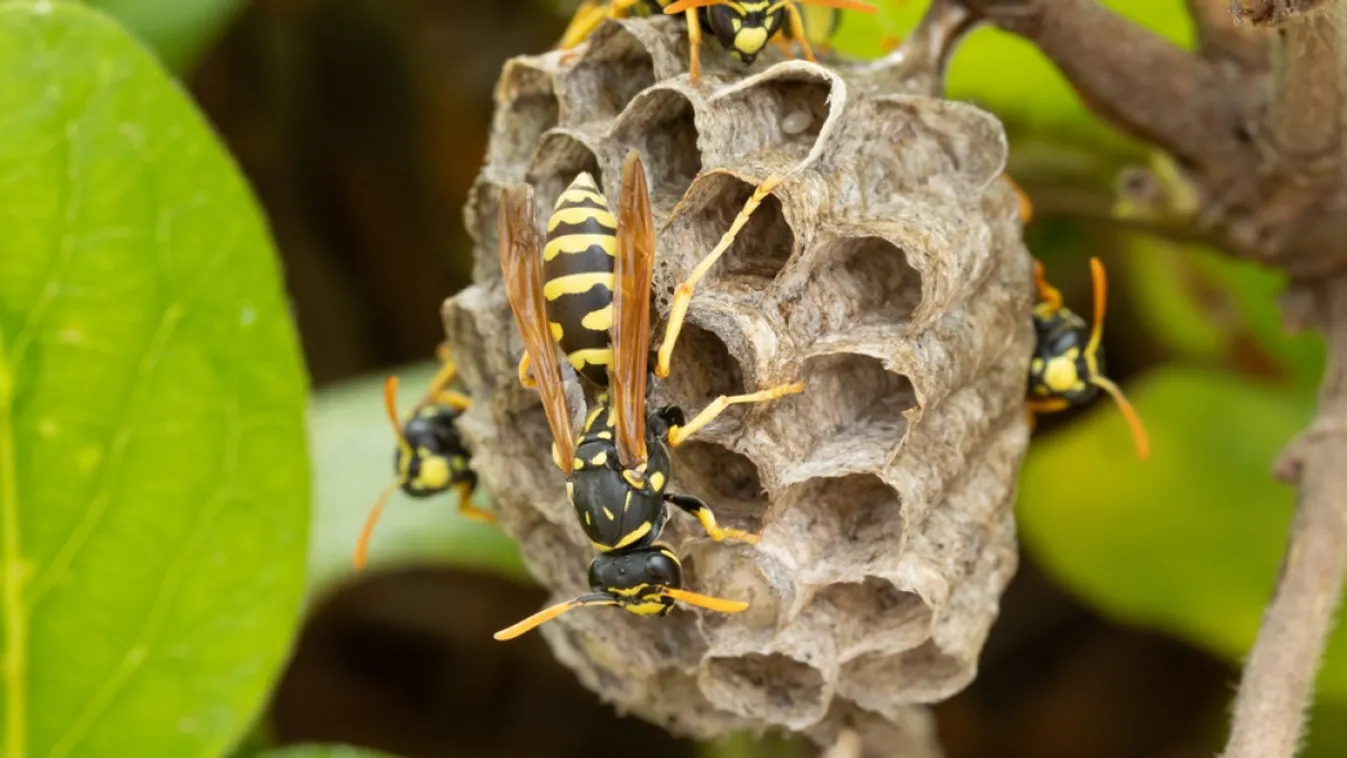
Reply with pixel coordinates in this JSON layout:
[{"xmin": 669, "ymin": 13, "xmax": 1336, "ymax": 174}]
[
  {"xmin": 353, "ymin": 345, "xmax": 494, "ymax": 570},
  {"xmin": 1028, "ymin": 257, "xmax": 1150, "ymax": 460},
  {"xmin": 556, "ymin": 0, "xmax": 878, "ymax": 85},
  {"xmin": 493, "ymin": 150, "xmax": 804, "ymax": 639}
]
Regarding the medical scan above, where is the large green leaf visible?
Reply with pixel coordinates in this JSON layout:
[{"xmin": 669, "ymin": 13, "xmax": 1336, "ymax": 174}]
[
  {"xmin": 0, "ymin": 3, "xmax": 310, "ymax": 757},
  {"xmin": 83, "ymin": 0, "xmax": 246, "ymax": 73},
  {"xmin": 307, "ymin": 362, "xmax": 527, "ymax": 597},
  {"xmin": 1017, "ymin": 365, "xmax": 1347, "ymax": 697},
  {"xmin": 1125, "ymin": 233, "xmax": 1326, "ymax": 388}
]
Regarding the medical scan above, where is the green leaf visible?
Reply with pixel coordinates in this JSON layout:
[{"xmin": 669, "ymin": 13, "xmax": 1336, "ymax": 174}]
[
  {"xmin": 1125, "ymin": 234, "xmax": 1326, "ymax": 388},
  {"xmin": 1017, "ymin": 365, "xmax": 1347, "ymax": 698},
  {"xmin": 80, "ymin": 0, "xmax": 245, "ymax": 73},
  {"xmin": 307, "ymin": 363, "xmax": 528, "ymax": 597},
  {"xmin": 0, "ymin": 3, "xmax": 310, "ymax": 757}
]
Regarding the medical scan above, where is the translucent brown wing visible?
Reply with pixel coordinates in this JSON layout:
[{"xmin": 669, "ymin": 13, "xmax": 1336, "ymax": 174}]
[
  {"xmin": 610, "ymin": 150, "xmax": 655, "ymax": 468},
  {"xmin": 498, "ymin": 183, "xmax": 577, "ymax": 476}
]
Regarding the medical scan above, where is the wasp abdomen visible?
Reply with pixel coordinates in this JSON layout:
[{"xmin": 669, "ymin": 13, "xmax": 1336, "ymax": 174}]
[{"xmin": 543, "ymin": 172, "xmax": 617, "ymax": 387}]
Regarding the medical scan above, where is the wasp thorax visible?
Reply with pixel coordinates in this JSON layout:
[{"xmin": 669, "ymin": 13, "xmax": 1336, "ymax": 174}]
[{"xmin": 449, "ymin": 14, "xmax": 1033, "ymax": 756}]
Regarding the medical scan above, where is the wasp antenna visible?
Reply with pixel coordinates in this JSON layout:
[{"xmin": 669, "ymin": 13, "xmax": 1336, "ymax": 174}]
[
  {"xmin": 493, "ymin": 592, "xmax": 618, "ymax": 640},
  {"xmin": 799, "ymin": 0, "xmax": 879, "ymax": 13},
  {"xmin": 1086, "ymin": 256, "xmax": 1108, "ymax": 357},
  {"xmin": 663, "ymin": 587, "xmax": 750, "ymax": 613},
  {"xmin": 1090, "ymin": 374, "xmax": 1151, "ymax": 461},
  {"xmin": 383, "ymin": 375, "xmax": 409, "ymax": 447},
  {"xmin": 663, "ymin": 0, "xmax": 721, "ymax": 12},
  {"xmin": 353, "ymin": 479, "xmax": 402, "ymax": 570}
]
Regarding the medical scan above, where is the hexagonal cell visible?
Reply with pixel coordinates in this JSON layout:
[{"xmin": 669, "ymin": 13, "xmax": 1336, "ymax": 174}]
[
  {"xmin": 863, "ymin": 96, "xmax": 1007, "ymax": 204},
  {"xmin": 806, "ymin": 577, "xmax": 931, "ymax": 661},
  {"xmin": 658, "ymin": 172, "xmax": 796, "ymax": 295},
  {"xmin": 701, "ymin": 652, "xmax": 830, "ymax": 728},
  {"xmin": 524, "ymin": 130, "xmax": 605, "ymax": 226},
  {"xmin": 610, "ymin": 87, "xmax": 703, "ymax": 210},
  {"xmin": 786, "ymin": 235, "xmax": 922, "ymax": 346},
  {"xmin": 711, "ymin": 68, "xmax": 836, "ymax": 170},
  {"xmin": 655, "ymin": 322, "xmax": 744, "ymax": 414},
  {"xmin": 563, "ymin": 23, "xmax": 657, "ymax": 123},
  {"xmin": 838, "ymin": 640, "xmax": 969, "ymax": 706},
  {"xmin": 668, "ymin": 442, "xmax": 769, "ymax": 537},
  {"xmin": 780, "ymin": 353, "xmax": 916, "ymax": 474},
  {"xmin": 772, "ymin": 473, "xmax": 903, "ymax": 581},
  {"xmin": 489, "ymin": 60, "xmax": 561, "ymax": 171}
]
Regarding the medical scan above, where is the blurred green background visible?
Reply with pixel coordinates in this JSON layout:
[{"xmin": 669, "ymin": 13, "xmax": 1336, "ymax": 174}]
[{"xmin": 45, "ymin": 0, "xmax": 1335, "ymax": 756}]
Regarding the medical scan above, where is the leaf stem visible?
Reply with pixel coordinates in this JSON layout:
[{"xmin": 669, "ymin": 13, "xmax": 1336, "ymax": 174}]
[{"xmin": 0, "ymin": 329, "xmax": 27, "ymax": 758}]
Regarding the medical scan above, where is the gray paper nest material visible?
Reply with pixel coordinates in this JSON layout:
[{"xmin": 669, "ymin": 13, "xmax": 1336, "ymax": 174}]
[{"xmin": 444, "ymin": 16, "xmax": 1033, "ymax": 757}]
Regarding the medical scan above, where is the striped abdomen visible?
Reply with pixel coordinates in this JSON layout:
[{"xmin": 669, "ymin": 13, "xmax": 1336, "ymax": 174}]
[{"xmin": 542, "ymin": 172, "xmax": 616, "ymax": 388}]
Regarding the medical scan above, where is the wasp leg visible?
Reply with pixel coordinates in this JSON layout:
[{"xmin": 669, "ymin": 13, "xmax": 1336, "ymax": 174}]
[
  {"xmin": 664, "ymin": 492, "xmax": 759, "ymax": 545},
  {"xmin": 685, "ymin": 9, "xmax": 705, "ymax": 84},
  {"xmin": 1026, "ymin": 397, "xmax": 1071, "ymax": 415},
  {"xmin": 655, "ymin": 174, "xmax": 784, "ymax": 377},
  {"xmin": 1004, "ymin": 173, "xmax": 1033, "ymax": 224},
  {"xmin": 782, "ymin": 2, "xmax": 820, "ymax": 62},
  {"xmin": 557, "ymin": 0, "xmax": 608, "ymax": 49},
  {"xmin": 667, "ymin": 382, "xmax": 805, "ymax": 447},
  {"xmin": 433, "ymin": 390, "xmax": 473, "ymax": 412},
  {"xmin": 453, "ymin": 475, "xmax": 495, "ymax": 524},
  {"xmin": 517, "ymin": 352, "xmax": 537, "ymax": 389}
]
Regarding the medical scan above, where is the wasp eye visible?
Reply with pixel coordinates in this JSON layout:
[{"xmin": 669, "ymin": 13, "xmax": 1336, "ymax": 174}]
[{"xmin": 706, "ymin": 7, "xmax": 740, "ymax": 51}]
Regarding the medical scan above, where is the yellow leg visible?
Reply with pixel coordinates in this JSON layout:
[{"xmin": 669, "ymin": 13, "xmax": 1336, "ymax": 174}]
[
  {"xmin": 665, "ymin": 493, "xmax": 760, "ymax": 545},
  {"xmin": 1026, "ymin": 396, "xmax": 1070, "ymax": 416},
  {"xmin": 783, "ymin": 2, "xmax": 819, "ymax": 63},
  {"xmin": 1004, "ymin": 173, "xmax": 1034, "ymax": 224},
  {"xmin": 667, "ymin": 381, "xmax": 805, "ymax": 447},
  {"xmin": 557, "ymin": 1, "xmax": 608, "ymax": 49},
  {"xmin": 454, "ymin": 480, "xmax": 496, "ymax": 524},
  {"xmin": 517, "ymin": 352, "xmax": 537, "ymax": 389},
  {"xmin": 434, "ymin": 390, "xmax": 472, "ymax": 412},
  {"xmin": 656, "ymin": 174, "xmax": 785, "ymax": 378},
  {"xmin": 686, "ymin": 10, "xmax": 704, "ymax": 84}
]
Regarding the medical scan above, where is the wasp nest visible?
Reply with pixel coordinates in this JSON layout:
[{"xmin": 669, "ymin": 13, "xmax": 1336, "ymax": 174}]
[{"xmin": 444, "ymin": 15, "xmax": 1032, "ymax": 757}]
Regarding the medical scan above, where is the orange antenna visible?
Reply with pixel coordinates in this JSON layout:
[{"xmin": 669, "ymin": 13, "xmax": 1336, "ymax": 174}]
[
  {"xmin": 493, "ymin": 592, "xmax": 618, "ymax": 640},
  {"xmin": 353, "ymin": 479, "xmax": 401, "ymax": 570},
  {"xmin": 663, "ymin": 588, "xmax": 749, "ymax": 613},
  {"xmin": 1085, "ymin": 256, "xmax": 1107, "ymax": 356},
  {"xmin": 1083, "ymin": 256, "xmax": 1150, "ymax": 460},
  {"xmin": 1090, "ymin": 375, "xmax": 1151, "ymax": 461},
  {"xmin": 384, "ymin": 376, "xmax": 409, "ymax": 447}
]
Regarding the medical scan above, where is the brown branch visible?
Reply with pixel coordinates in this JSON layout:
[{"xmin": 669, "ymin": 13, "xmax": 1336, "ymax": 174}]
[
  {"xmin": 919, "ymin": 0, "xmax": 1347, "ymax": 755},
  {"xmin": 943, "ymin": 0, "xmax": 1251, "ymax": 191},
  {"xmin": 1220, "ymin": 275, "xmax": 1347, "ymax": 758}
]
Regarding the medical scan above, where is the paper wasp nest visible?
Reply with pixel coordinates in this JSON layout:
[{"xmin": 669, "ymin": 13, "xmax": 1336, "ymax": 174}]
[{"xmin": 444, "ymin": 15, "xmax": 1032, "ymax": 757}]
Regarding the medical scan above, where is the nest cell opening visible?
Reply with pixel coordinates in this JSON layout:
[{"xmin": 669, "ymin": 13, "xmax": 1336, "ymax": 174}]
[
  {"xmin": 610, "ymin": 88, "xmax": 703, "ymax": 209},
  {"xmin": 793, "ymin": 353, "xmax": 916, "ymax": 470},
  {"xmin": 655, "ymin": 323, "xmax": 744, "ymax": 412},
  {"xmin": 701, "ymin": 652, "xmax": 829, "ymax": 727},
  {"xmin": 669, "ymin": 441, "xmax": 769, "ymax": 537},
  {"xmin": 717, "ymin": 72, "xmax": 834, "ymax": 167},
  {"xmin": 839, "ymin": 640, "xmax": 968, "ymax": 706},
  {"xmin": 870, "ymin": 97, "xmax": 1007, "ymax": 202},
  {"xmin": 773, "ymin": 473, "xmax": 903, "ymax": 580},
  {"xmin": 659, "ymin": 173, "xmax": 795, "ymax": 296},
  {"xmin": 490, "ymin": 62, "xmax": 561, "ymax": 169},
  {"xmin": 808, "ymin": 578, "xmax": 932, "ymax": 661},
  {"xmin": 525, "ymin": 131, "xmax": 604, "ymax": 226},
  {"xmin": 564, "ymin": 24, "xmax": 657, "ymax": 123},
  {"xmin": 789, "ymin": 235, "xmax": 921, "ymax": 345}
]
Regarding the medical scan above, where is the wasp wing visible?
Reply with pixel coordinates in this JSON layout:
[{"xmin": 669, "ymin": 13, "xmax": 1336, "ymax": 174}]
[
  {"xmin": 499, "ymin": 183, "xmax": 577, "ymax": 476},
  {"xmin": 610, "ymin": 150, "xmax": 655, "ymax": 468}
]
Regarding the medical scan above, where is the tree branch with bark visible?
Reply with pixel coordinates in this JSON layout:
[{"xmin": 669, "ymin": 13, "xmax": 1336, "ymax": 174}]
[{"xmin": 904, "ymin": 0, "xmax": 1347, "ymax": 755}]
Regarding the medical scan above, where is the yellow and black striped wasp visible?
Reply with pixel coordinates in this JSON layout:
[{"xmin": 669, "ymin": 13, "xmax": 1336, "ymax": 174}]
[
  {"xmin": 493, "ymin": 150, "xmax": 804, "ymax": 639},
  {"xmin": 353, "ymin": 345, "xmax": 493, "ymax": 570},
  {"xmin": 556, "ymin": 0, "xmax": 878, "ymax": 84},
  {"xmin": 1028, "ymin": 257, "xmax": 1149, "ymax": 460}
]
